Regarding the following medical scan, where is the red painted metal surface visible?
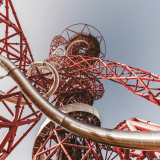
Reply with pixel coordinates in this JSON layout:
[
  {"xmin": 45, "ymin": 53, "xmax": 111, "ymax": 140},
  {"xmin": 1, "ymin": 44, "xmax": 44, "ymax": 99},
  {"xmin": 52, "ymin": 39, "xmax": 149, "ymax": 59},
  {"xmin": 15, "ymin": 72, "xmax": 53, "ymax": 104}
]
[
  {"xmin": 46, "ymin": 54, "xmax": 160, "ymax": 106},
  {"xmin": 33, "ymin": 125, "xmax": 113, "ymax": 160},
  {"xmin": 33, "ymin": 117, "xmax": 160, "ymax": 160},
  {"xmin": 0, "ymin": 1, "xmax": 42, "ymax": 159},
  {"xmin": 0, "ymin": 0, "xmax": 34, "ymax": 75},
  {"xmin": 40, "ymin": 24, "xmax": 160, "ymax": 159},
  {"xmin": 114, "ymin": 117, "xmax": 160, "ymax": 160},
  {"xmin": 1, "ymin": 1, "xmax": 160, "ymax": 160}
]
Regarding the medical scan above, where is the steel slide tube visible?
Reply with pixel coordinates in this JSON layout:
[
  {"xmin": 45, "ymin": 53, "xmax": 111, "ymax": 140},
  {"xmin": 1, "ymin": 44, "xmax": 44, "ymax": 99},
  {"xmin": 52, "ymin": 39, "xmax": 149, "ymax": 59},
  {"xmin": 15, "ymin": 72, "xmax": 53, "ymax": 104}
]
[{"xmin": 0, "ymin": 55, "xmax": 160, "ymax": 151}]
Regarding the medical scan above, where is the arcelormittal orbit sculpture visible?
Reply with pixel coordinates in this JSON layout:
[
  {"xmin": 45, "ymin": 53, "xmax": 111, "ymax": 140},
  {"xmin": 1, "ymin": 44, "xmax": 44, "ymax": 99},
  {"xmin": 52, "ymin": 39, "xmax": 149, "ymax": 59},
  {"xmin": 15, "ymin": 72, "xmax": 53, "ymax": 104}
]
[{"xmin": 1, "ymin": 1, "xmax": 160, "ymax": 160}]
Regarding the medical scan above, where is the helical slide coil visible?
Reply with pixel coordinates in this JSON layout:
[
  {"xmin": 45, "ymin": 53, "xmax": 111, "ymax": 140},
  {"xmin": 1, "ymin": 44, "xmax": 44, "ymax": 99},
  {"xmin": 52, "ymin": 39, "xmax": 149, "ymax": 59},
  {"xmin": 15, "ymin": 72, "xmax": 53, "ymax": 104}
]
[{"xmin": 1, "ymin": 55, "xmax": 160, "ymax": 151}]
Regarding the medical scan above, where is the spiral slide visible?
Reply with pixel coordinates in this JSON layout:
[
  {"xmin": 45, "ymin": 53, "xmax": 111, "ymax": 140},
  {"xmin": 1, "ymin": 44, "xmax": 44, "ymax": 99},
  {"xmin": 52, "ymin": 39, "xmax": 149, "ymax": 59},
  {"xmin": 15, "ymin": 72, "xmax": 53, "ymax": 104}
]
[{"xmin": 0, "ymin": 55, "xmax": 160, "ymax": 152}]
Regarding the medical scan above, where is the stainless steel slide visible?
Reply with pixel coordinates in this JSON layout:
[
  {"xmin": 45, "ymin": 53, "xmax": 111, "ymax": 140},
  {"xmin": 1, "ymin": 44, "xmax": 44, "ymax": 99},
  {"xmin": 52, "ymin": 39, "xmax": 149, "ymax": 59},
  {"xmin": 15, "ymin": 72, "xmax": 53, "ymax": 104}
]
[{"xmin": 0, "ymin": 55, "xmax": 160, "ymax": 151}]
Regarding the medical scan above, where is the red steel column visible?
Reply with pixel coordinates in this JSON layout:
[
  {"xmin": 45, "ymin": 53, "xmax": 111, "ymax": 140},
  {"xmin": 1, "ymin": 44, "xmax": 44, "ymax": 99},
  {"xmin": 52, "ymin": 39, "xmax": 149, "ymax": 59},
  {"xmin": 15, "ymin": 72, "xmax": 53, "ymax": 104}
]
[{"xmin": 145, "ymin": 151, "xmax": 157, "ymax": 160}]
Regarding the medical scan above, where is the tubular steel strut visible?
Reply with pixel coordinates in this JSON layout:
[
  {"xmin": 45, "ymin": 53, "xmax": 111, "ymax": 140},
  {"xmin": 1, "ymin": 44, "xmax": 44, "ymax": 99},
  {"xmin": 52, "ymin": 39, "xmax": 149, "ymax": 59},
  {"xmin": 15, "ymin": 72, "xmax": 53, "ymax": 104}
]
[{"xmin": 1, "ymin": 1, "xmax": 160, "ymax": 160}]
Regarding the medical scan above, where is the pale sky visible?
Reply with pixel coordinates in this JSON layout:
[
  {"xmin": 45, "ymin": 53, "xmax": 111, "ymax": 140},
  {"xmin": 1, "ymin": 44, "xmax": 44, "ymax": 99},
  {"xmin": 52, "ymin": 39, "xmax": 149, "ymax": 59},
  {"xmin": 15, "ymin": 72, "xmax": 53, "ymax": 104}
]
[{"xmin": 1, "ymin": 0, "xmax": 160, "ymax": 159}]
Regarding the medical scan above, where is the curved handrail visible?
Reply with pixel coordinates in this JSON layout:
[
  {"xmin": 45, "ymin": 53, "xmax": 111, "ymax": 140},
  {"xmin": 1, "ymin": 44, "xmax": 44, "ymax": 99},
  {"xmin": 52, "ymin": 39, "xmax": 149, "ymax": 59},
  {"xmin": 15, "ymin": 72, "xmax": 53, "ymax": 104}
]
[
  {"xmin": 0, "ymin": 55, "xmax": 160, "ymax": 151},
  {"xmin": 52, "ymin": 47, "xmax": 65, "ymax": 56},
  {"xmin": 65, "ymin": 40, "xmax": 89, "ymax": 55},
  {"xmin": 27, "ymin": 61, "xmax": 59, "ymax": 99}
]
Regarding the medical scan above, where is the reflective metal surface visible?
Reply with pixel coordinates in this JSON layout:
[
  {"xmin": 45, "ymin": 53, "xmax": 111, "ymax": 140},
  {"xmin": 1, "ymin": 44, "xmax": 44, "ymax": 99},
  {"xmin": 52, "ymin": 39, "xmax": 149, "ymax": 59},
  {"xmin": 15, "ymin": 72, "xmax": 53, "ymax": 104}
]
[
  {"xmin": 27, "ymin": 61, "xmax": 59, "ymax": 99},
  {"xmin": 32, "ymin": 118, "xmax": 55, "ymax": 159},
  {"xmin": 59, "ymin": 103, "xmax": 101, "ymax": 126},
  {"xmin": 1, "ymin": 55, "xmax": 160, "ymax": 151},
  {"xmin": 127, "ymin": 120, "xmax": 160, "ymax": 131},
  {"xmin": 33, "ymin": 103, "xmax": 100, "ymax": 159}
]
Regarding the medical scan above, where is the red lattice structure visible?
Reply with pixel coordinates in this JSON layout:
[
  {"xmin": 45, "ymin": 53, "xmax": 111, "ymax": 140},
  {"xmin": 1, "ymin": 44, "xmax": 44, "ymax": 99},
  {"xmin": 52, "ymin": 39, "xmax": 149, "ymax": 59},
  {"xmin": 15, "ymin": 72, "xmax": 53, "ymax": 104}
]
[
  {"xmin": 32, "ymin": 117, "xmax": 160, "ymax": 160},
  {"xmin": 0, "ymin": 1, "xmax": 42, "ymax": 159},
  {"xmin": 1, "ymin": 1, "xmax": 160, "ymax": 160},
  {"xmin": 112, "ymin": 117, "xmax": 160, "ymax": 160},
  {"xmin": 46, "ymin": 54, "xmax": 160, "ymax": 106},
  {"xmin": 32, "ymin": 110, "xmax": 105, "ymax": 160},
  {"xmin": 32, "ymin": 23, "xmax": 160, "ymax": 160}
]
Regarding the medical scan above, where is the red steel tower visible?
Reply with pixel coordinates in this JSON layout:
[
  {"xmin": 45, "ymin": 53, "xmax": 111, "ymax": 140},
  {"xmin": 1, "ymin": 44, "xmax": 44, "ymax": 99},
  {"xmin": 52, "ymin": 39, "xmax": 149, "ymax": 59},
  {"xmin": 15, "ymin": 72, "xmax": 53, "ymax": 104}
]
[
  {"xmin": 0, "ymin": 1, "xmax": 42, "ymax": 159},
  {"xmin": 1, "ymin": 1, "xmax": 160, "ymax": 160},
  {"xmin": 32, "ymin": 24, "xmax": 106, "ymax": 160},
  {"xmin": 31, "ymin": 24, "xmax": 160, "ymax": 160}
]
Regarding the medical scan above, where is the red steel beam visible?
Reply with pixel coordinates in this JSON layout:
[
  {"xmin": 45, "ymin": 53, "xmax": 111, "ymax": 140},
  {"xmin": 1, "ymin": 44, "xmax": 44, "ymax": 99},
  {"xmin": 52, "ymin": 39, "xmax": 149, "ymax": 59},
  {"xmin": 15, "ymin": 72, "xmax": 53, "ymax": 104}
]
[
  {"xmin": 46, "ymin": 55, "xmax": 160, "ymax": 106},
  {"xmin": 0, "ymin": 127, "xmax": 15, "ymax": 152}
]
